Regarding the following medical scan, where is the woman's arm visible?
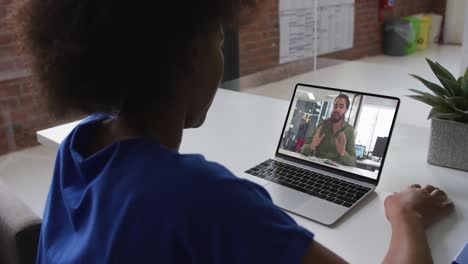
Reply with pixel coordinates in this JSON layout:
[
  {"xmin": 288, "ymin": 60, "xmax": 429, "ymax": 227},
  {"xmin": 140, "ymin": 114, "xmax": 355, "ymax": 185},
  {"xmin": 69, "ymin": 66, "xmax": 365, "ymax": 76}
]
[
  {"xmin": 302, "ymin": 241, "xmax": 348, "ymax": 264},
  {"xmin": 382, "ymin": 214, "xmax": 432, "ymax": 264},
  {"xmin": 382, "ymin": 184, "xmax": 453, "ymax": 264},
  {"xmin": 301, "ymin": 184, "xmax": 454, "ymax": 264}
]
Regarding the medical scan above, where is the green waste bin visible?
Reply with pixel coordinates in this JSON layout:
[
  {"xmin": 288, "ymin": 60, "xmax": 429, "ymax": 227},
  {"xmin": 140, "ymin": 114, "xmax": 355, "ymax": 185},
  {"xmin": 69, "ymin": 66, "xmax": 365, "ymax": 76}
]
[
  {"xmin": 383, "ymin": 19, "xmax": 413, "ymax": 56},
  {"xmin": 403, "ymin": 16, "xmax": 420, "ymax": 55}
]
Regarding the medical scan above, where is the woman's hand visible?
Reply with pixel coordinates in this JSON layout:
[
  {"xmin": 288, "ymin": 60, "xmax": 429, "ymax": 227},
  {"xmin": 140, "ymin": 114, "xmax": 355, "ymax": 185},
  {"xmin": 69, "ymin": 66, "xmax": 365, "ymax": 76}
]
[{"xmin": 384, "ymin": 184, "xmax": 454, "ymax": 228}]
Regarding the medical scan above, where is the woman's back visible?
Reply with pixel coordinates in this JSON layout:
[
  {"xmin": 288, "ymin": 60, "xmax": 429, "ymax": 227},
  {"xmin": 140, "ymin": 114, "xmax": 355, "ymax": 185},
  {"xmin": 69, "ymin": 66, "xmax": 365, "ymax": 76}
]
[{"xmin": 37, "ymin": 114, "xmax": 313, "ymax": 263}]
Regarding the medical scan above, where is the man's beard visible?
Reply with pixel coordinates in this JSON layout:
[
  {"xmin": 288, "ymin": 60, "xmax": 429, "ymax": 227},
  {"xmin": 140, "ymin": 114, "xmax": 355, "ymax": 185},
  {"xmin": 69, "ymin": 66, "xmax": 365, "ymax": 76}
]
[{"xmin": 331, "ymin": 112, "xmax": 344, "ymax": 123}]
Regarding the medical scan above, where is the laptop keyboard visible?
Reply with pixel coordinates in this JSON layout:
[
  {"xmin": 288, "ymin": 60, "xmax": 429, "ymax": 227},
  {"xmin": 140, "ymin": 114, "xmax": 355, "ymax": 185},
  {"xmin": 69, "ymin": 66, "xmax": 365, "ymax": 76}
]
[{"xmin": 245, "ymin": 159, "xmax": 371, "ymax": 208}]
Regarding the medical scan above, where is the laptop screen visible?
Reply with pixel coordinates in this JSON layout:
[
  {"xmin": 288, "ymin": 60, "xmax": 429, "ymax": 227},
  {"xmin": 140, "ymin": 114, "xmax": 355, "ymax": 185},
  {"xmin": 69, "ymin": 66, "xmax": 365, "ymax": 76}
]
[{"xmin": 277, "ymin": 84, "xmax": 399, "ymax": 180}]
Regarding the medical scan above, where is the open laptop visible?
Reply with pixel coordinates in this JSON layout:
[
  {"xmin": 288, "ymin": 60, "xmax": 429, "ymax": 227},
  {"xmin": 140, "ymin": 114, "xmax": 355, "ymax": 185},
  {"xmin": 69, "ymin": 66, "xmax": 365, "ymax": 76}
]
[{"xmin": 242, "ymin": 83, "xmax": 400, "ymax": 225}]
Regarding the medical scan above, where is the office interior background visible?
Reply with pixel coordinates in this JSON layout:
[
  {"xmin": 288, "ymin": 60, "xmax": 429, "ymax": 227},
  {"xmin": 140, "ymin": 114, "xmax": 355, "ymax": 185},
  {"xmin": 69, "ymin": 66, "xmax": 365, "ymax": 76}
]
[{"xmin": 0, "ymin": 0, "xmax": 467, "ymax": 216}]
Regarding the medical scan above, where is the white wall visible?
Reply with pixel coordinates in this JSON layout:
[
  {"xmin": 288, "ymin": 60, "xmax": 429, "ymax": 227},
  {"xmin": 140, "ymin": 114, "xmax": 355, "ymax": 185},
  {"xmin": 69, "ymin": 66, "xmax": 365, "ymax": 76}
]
[
  {"xmin": 444, "ymin": 0, "xmax": 465, "ymax": 44},
  {"xmin": 461, "ymin": 0, "xmax": 468, "ymax": 75}
]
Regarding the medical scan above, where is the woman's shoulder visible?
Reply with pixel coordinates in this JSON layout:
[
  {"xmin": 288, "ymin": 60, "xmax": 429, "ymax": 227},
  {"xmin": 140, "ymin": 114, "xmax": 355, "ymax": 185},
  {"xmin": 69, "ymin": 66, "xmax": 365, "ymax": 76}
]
[
  {"xmin": 132, "ymin": 152, "xmax": 269, "ymax": 216},
  {"xmin": 126, "ymin": 146, "xmax": 249, "ymax": 192},
  {"xmin": 166, "ymin": 153, "xmax": 255, "ymax": 192}
]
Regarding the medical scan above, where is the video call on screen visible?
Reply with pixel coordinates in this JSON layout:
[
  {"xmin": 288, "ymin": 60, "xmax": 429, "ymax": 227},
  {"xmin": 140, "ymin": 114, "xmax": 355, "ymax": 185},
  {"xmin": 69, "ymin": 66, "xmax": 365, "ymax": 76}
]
[{"xmin": 279, "ymin": 85, "xmax": 398, "ymax": 180}]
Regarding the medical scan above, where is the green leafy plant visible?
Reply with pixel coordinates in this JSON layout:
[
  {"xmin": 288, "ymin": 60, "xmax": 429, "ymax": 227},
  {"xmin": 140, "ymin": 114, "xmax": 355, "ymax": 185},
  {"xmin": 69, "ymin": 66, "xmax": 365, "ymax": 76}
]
[{"xmin": 409, "ymin": 58, "xmax": 468, "ymax": 123}]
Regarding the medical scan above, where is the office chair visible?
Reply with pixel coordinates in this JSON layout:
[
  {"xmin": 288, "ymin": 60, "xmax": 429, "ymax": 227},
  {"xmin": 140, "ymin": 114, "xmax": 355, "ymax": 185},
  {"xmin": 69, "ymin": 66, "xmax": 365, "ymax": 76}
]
[{"xmin": 0, "ymin": 182, "xmax": 41, "ymax": 264}]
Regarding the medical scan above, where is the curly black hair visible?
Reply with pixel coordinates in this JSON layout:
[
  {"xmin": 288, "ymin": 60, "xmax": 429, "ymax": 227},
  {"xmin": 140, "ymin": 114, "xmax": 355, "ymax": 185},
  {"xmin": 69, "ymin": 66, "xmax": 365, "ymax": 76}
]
[{"xmin": 13, "ymin": 0, "xmax": 257, "ymax": 116}]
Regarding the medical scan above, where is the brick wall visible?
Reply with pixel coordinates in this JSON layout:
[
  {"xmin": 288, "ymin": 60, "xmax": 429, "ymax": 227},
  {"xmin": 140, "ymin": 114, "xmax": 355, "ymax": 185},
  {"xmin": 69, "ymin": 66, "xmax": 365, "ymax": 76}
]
[
  {"xmin": 0, "ymin": 0, "xmax": 24, "ymax": 73},
  {"xmin": 0, "ymin": 76, "xmax": 54, "ymax": 155},
  {"xmin": 0, "ymin": 0, "xmax": 64, "ymax": 155},
  {"xmin": 431, "ymin": 0, "xmax": 447, "ymax": 15},
  {"xmin": 239, "ymin": 0, "xmax": 280, "ymax": 77},
  {"xmin": 239, "ymin": 0, "xmax": 446, "ymax": 76}
]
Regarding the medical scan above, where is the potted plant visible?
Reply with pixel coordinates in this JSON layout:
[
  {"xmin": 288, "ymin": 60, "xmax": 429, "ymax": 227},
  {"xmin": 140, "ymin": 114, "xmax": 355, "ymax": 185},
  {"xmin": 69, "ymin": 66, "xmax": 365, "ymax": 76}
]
[{"xmin": 409, "ymin": 58, "xmax": 468, "ymax": 171}]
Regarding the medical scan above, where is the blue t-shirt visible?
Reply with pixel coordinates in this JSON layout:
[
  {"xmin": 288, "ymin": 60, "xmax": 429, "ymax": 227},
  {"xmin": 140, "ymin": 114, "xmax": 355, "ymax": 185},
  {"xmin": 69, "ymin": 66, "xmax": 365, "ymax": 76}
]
[{"xmin": 37, "ymin": 114, "xmax": 314, "ymax": 263}]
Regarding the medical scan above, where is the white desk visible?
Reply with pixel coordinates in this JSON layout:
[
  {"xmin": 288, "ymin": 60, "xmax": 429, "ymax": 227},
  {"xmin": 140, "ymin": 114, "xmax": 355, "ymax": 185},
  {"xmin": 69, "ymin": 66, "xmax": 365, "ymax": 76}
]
[
  {"xmin": 246, "ymin": 60, "xmax": 437, "ymax": 128},
  {"xmin": 37, "ymin": 80, "xmax": 468, "ymax": 264}
]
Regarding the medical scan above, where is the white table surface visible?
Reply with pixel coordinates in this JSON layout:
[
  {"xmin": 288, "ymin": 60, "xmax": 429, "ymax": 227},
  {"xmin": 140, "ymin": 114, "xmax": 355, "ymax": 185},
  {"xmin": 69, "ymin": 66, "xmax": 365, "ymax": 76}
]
[
  {"xmin": 37, "ymin": 68, "xmax": 468, "ymax": 263},
  {"xmin": 247, "ymin": 60, "xmax": 437, "ymax": 128}
]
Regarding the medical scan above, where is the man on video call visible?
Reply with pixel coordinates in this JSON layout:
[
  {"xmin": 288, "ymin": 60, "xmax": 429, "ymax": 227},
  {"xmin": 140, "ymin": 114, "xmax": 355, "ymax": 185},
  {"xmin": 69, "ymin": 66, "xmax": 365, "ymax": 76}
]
[{"xmin": 300, "ymin": 94, "xmax": 357, "ymax": 166}]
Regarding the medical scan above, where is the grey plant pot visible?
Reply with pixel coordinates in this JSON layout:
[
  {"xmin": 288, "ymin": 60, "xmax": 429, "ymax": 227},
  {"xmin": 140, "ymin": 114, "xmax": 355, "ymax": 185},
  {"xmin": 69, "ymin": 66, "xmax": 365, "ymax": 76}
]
[{"xmin": 427, "ymin": 118, "xmax": 468, "ymax": 171}]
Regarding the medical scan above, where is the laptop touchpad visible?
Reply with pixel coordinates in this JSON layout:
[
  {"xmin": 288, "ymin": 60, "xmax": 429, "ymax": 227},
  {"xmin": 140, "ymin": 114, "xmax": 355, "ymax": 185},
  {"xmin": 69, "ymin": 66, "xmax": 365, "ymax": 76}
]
[{"xmin": 264, "ymin": 183, "xmax": 310, "ymax": 211}]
